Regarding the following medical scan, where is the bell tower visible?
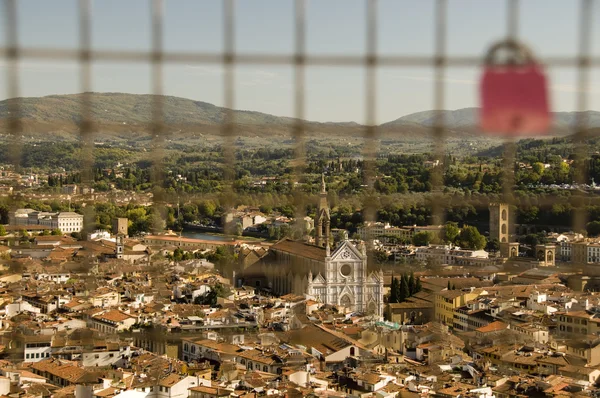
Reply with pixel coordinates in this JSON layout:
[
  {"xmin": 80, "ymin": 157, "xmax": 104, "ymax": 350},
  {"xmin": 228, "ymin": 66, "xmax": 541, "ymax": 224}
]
[
  {"xmin": 116, "ymin": 234, "xmax": 124, "ymax": 259},
  {"xmin": 315, "ymin": 174, "xmax": 331, "ymax": 248},
  {"xmin": 490, "ymin": 202, "xmax": 518, "ymax": 258},
  {"xmin": 489, "ymin": 202, "xmax": 510, "ymax": 243}
]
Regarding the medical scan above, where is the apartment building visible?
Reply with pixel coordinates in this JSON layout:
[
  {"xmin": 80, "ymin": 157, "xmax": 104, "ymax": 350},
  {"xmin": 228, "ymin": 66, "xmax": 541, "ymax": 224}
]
[
  {"xmin": 434, "ymin": 289, "xmax": 481, "ymax": 325},
  {"xmin": 357, "ymin": 222, "xmax": 442, "ymax": 241},
  {"xmin": 556, "ymin": 310, "xmax": 600, "ymax": 336},
  {"xmin": 415, "ymin": 245, "xmax": 490, "ymax": 266}
]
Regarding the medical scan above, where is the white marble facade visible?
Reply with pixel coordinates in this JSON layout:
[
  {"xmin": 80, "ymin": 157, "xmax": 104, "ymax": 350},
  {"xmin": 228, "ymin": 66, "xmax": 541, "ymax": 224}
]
[{"xmin": 307, "ymin": 239, "xmax": 384, "ymax": 317}]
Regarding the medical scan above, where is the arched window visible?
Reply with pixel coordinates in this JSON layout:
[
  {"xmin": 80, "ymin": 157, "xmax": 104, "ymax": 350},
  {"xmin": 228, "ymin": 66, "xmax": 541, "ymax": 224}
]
[
  {"xmin": 183, "ymin": 343, "xmax": 188, "ymax": 352},
  {"xmin": 241, "ymin": 359, "xmax": 246, "ymax": 365},
  {"xmin": 191, "ymin": 346, "xmax": 196, "ymax": 354},
  {"xmin": 350, "ymin": 347, "xmax": 356, "ymax": 356},
  {"xmin": 263, "ymin": 365, "xmax": 268, "ymax": 372}
]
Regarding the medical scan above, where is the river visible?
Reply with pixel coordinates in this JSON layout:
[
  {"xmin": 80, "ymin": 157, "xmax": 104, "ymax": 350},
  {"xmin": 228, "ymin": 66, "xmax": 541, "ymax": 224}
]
[{"xmin": 180, "ymin": 230, "xmax": 235, "ymax": 241}]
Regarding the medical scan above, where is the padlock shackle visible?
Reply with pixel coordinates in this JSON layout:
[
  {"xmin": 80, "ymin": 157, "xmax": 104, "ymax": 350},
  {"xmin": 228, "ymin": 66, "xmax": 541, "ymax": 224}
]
[{"xmin": 484, "ymin": 39, "xmax": 536, "ymax": 66}]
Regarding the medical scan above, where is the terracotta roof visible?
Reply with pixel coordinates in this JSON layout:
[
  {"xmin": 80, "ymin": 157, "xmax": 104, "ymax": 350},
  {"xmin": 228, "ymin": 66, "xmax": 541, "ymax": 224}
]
[
  {"xmin": 476, "ymin": 320, "xmax": 508, "ymax": 334},
  {"xmin": 93, "ymin": 387, "xmax": 118, "ymax": 397},
  {"xmin": 93, "ymin": 310, "xmax": 134, "ymax": 323},
  {"xmin": 189, "ymin": 386, "xmax": 230, "ymax": 396},
  {"xmin": 144, "ymin": 235, "xmax": 249, "ymax": 245},
  {"xmin": 158, "ymin": 373, "xmax": 184, "ymax": 387},
  {"xmin": 270, "ymin": 239, "xmax": 326, "ymax": 262}
]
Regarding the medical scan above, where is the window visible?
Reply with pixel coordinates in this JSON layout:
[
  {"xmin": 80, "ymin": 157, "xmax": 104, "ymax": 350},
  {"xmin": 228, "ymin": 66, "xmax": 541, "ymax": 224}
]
[
  {"xmin": 25, "ymin": 354, "xmax": 30, "ymax": 359},
  {"xmin": 184, "ymin": 343, "xmax": 188, "ymax": 352}
]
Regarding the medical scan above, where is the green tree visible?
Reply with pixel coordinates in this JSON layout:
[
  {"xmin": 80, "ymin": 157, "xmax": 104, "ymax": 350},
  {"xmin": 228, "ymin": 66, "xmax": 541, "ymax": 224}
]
[
  {"xmin": 194, "ymin": 289, "xmax": 217, "ymax": 307},
  {"xmin": 399, "ymin": 274, "xmax": 410, "ymax": 302},
  {"xmin": 20, "ymin": 229, "xmax": 29, "ymax": 238},
  {"xmin": 211, "ymin": 283, "xmax": 230, "ymax": 298},
  {"xmin": 412, "ymin": 231, "xmax": 432, "ymax": 247},
  {"xmin": 443, "ymin": 222, "xmax": 460, "ymax": 244},
  {"xmin": 587, "ymin": 221, "xmax": 600, "ymax": 237},
  {"xmin": 41, "ymin": 229, "xmax": 51, "ymax": 236},
  {"xmin": 375, "ymin": 250, "xmax": 389, "ymax": 264},
  {"xmin": 389, "ymin": 277, "xmax": 399, "ymax": 303},
  {"xmin": 51, "ymin": 228, "xmax": 62, "ymax": 236},
  {"xmin": 0, "ymin": 225, "xmax": 5, "ymax": 237},
  {"xmin": 486, "ymin": 238, "xmax": 500, "ymax": 252},
  {"xmin": 408, "ymin": 271, "xmax": 415, "ymax": 295},
  {"xmin": 447, "ymin": 280, "xmax": 451, "ymax": 290},
  {"xmin": 415, "ymin": 277, "xmax": 422, "ymax": 293},
  {"xmin": 198, "ymin": 200, "xmax": 217, "ymax": 217},
  {"xmin": 532, "ymin": 162, "xmax": 545, "ymax": 175},
  {"xmin": 456, "ymin": 226, "xmax": 486, "ymax": 250},
  {"xmin": 235, "ymin": 222, "xmax": 243, "ymax": 237}
]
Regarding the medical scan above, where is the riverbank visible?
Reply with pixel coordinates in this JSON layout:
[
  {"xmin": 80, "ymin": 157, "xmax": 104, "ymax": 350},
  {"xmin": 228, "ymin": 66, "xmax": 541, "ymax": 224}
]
[{"xmin": 181, "ymin": 229, "xmax": 265, "ymax": 242}]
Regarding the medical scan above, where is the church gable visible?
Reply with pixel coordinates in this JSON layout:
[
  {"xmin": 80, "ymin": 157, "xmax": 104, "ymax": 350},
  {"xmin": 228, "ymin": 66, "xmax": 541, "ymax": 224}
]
[
  {"xmin": 367, "ymin": 271, "xmax": 383, "ymax": 283},
  {"xmin": 330, "ymin": 241, "xmax": 363, "ymax": 262},
  {"xmin": 311, "ymin": 272, "xmax": 326, "ymax": 285},
  {"xmin": 339, "ymin": 285, "xmax": 354, "ymax": 300}
]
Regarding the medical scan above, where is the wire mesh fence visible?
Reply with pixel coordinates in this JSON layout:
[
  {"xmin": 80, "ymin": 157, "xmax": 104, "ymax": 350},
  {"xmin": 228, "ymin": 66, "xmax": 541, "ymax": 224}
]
[{"xmin": 0, "ymin": 0, "xmax": 598, "ymax": 265}]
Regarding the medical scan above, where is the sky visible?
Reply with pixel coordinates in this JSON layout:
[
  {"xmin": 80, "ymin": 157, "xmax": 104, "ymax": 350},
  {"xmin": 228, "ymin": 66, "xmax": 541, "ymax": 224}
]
[{"xmin": 1, "ymin": 0, "xmax": 600, "ymax": 123}]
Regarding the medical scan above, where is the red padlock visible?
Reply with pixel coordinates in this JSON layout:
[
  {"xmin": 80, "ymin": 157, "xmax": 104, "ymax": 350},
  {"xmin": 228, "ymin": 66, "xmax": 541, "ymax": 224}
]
[{"xmin": 479, "ymin": 40, "xmax": 551, "ymax": 136}]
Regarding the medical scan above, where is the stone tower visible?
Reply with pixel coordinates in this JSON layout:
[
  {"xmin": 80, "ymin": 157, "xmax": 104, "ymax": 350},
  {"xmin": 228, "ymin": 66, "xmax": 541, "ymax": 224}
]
[
  {"xmin": 315, "ymin": 174, "xmax": 331, "ymax": 248},
  {"xmin": 116, "ymin": 234, "xmax": 124, "ymax": 259},
  {"xmin": 490, "ymin": 203, "xmax": 518, "ymax": 258},
  {"xmin": 489, "ymin": 203, "xmax": 510, "ymax": 243}
]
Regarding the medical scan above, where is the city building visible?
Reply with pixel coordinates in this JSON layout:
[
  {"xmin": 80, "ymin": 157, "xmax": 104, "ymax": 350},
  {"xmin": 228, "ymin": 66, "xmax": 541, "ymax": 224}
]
[
  {"xmin": 10, "ymin": 209, "xmax": 84, "ymax": 233},
  {"xmin": 357, "ymin": 222, "xmax": 443, "ymax": 242}
]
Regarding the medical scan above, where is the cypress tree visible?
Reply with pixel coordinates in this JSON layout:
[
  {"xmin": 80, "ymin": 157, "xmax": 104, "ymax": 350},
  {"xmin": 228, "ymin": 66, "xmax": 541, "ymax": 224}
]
[
  {"xmin": 399, "ymin": 274, "xmax": 409, "ymax": 303},
  {"xmin": 415, "ymin": 277, "xmax": 422, "ymax": 294},
  {"xmin": 390, "ymin": 276, "xmax": 399, "ymax": 304},
  {"xmin": 408, "ymin": 271, "xmax": 415, "ymax": 296},
  {"xmin": 447, "ymin": 280, "xmax": 451, "ymax": 290}
]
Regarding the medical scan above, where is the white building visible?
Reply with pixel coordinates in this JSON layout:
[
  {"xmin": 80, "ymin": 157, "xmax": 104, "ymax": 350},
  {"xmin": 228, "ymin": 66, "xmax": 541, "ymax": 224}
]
[
  {"xmin": 24, "ymin": 336, "xmax": 52, "ymax": 362},
  {"xmin": 82, "ymin": 344, "xmax": 131, "ymax": 367},
  {"xmin": 91, "ymin": 310, "xmax": 136, "ymax": 334},
  {"xmin": 357, "ymin": 222, "xmax": 442, "ymax": 242},
  {"xmin": 415, "ymin": 245, "xmax": 490, "ymax": 266},
  {"xmin": 306, "ymin": 240, "xmax": 384, "ymax": 316},
  {"xmin": 11, "ymin": 209, "xmax": 84, "ymax": 233},
  {"xmin": 88, "ymin": 230, "xmax": 112, "ymax": 241}
]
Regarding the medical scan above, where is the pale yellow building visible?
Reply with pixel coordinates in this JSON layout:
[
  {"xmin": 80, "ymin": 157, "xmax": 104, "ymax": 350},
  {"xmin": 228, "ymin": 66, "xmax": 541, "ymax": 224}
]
[{"xmin": 434, "ymin": 289, "xmax": 480, "ymax": 326}]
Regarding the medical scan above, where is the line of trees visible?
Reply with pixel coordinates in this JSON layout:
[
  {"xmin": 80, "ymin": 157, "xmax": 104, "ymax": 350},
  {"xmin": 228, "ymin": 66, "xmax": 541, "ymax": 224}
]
[{"xmin": 389, "ymin": 271, "xmax": 422, "ymax": 303}]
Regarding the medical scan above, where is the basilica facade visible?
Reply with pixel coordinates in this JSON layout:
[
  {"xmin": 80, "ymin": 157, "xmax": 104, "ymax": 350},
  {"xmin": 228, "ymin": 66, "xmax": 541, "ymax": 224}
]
[{"xmin": 240, "ymin": 177, "xmax": 384, "ymax": 317}]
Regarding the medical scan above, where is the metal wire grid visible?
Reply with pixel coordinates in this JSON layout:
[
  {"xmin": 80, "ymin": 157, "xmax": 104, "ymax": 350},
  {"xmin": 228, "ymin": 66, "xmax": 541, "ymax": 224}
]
[{"xmin": 0, "ymin": 0, "xmax": 597, "ymax": 248}]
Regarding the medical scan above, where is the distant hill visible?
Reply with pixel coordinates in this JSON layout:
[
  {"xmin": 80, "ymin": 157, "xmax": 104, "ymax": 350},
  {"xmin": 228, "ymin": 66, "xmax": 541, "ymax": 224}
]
[
  {"xmin": 384, "ymin": 108, "xmax": 600, "ymax": 131},
  {"xmin": 0, "ymin": 93, "xmax": 598, "ymax": 141}
]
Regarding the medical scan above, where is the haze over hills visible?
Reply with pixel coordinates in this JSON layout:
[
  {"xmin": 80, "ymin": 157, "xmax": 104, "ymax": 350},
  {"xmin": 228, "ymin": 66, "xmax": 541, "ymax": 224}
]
[
  {"xmin": 0, "ymin": 92, "xmax": 599, "ymax": 139},
  {"xmin": 384, "ymin": 108, "xmax": 600, "ymax": 131}
]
